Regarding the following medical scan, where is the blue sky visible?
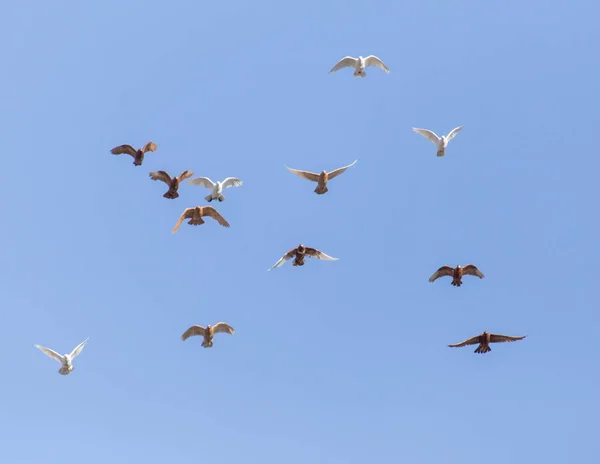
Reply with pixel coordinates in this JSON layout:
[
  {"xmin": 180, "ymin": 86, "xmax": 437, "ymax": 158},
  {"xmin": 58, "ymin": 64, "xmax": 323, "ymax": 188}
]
[{"xmin": 1, "ymin": 0, "xmax": 598, "ymax": 462}]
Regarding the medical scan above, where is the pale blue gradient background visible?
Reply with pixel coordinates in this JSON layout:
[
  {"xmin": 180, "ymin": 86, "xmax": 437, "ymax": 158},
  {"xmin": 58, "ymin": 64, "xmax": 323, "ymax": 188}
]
[{"xmin": 1, "ymin": 1, "xmax": 598, "ymax": 463}]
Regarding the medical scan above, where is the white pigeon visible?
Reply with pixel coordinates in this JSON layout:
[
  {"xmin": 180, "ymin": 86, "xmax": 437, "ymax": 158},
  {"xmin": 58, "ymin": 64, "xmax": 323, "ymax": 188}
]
[
  {"xmin": 188, "ymin": 177, "xmax": 243, "ymax": 202},
  {"xmin": 412, "ymin": 126, "xmax": 464, "ymax": 157},
  {"xmin": 329, "ymin": 55, "xmax": 390, "ymax": 78},
  {"xmin": 34, "ymin": 338, "xmax": 89, "ymax": 375}
]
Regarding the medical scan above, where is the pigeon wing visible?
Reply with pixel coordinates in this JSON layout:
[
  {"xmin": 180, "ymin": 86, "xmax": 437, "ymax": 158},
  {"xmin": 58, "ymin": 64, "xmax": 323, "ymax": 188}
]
[
  {"xmin": 329, "ymin": 56, "xmax": 358, "ymax": 73},
  {"xmin": 181, "ymin": 325, "xmax": 206, "ymax": 341},
  {"xmin": 221, "ymin": 177, "xmax": 243, "ymax": 189},
  {"xmin": 286, "ymin": 166, "xmax": 320, "ymax": 182},
  {"xmin": 201, "ymin": 206, "xmax": 230, "ymax": 228},
  {"xmin": 428, "ymin": 266, "xmax": 454, "ymax": 282},
  {"xmin": 149, "ymin": 171, "xmax": 173, "ymax": 185},
  {"xmin": 364, "ymin": 55, "xmax": 390, "ymax": 73},
  {"xmin": 327, "ymin": 160, "xmax": 357, "ymax": 180},
  {"xmin": 35, "ymin": 345, "xmax": 64, "ymax": 364},
  {"xmin": 413, "ymin": 128, "xmax": 441, "ymax": 145},
  {"xmin": 110, "ymin": 144, "xmax": 137, "ymax": 157}
]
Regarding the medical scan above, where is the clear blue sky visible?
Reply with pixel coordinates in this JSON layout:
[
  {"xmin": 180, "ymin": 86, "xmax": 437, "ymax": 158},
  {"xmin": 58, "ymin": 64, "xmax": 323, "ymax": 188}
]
[{"xmin": 1, "ymin": 0, "xmax": 598, "ymax": 463}]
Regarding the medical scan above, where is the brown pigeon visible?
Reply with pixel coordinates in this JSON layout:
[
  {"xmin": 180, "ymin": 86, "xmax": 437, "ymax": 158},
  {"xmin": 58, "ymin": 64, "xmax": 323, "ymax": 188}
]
[
  {"xmin": 172, "ymin": 206, "xmax": 230, "ymax": 234},
  {"xmin": 149, "ymin": 170, "xmax": 194, "ymax": 199},
  {"xmin": 286, "ymin": 160, "xmax": 357, "ymax": 194},
  {"xmin": 448, "ymin": 331, "xmax": 526, "ymax": 354},
  {"xmin": 268, "ymin": 244, "xmax": 338, "ymax": 270},
  {"xmin": 428, "ymin": 264, "xmax": 484, "ymax": 287},
  {"xmin": 181, "ymin": 323, "xmax": 235, "ymax": 348},
  {"xmin": 110, "ymin": 142, "xmax": 157, "ymax": 166}
]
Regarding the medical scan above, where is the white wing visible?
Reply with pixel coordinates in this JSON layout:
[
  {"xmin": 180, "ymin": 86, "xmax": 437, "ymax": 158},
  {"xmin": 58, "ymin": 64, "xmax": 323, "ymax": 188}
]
[
  {"xmin": 35, "ymin": 345, "xmax": 65, "ymax": 364},
  {"xmin": 446, "ymin": 126, "xmax": 464, "ymax": 142},
  {"xmin": 329, "ymin": 56, "xmax": 358, "ymax": 74},
  {"xmin": 189, "ymin": 177, "xmax": 216, "ymax": 189},
  {"xmin": 313, "ymin": 251, "xmax": 339, "ymax": 261},
  {"xmin": 220, "ymin": 177, "xmax": 243, "ymax": 189},
  {"xmin": 412, "ymin": 128, "xmax": 441, "ymax": 145},
  {"xmin": 364, "ymin": 55, "xmax": 390, "ymax": 73},
  {"xmin": 69, "ymin": 338, "xmax": 89, "ymax": 360}
]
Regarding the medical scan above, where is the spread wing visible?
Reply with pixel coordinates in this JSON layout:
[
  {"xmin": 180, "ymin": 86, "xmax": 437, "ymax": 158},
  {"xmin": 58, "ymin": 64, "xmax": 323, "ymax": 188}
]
[
  {"xmin": 329, "ymin": 56, "xmax": 358, "ymax": 73},
  {"xmin": 172, "ymin": 208, "xmax": 195, "ymax": 234},
  {"xmin": 34, "ymin": 345, "xmax": 64, "ymax": 364},
  {"xmin": 462, "ymin": 264, "xmax": 484, "ymax": 279},
  {"xmin": 364, "ymin": 55, "xmax": 390, "ymax": 73},
  {"xmin": 285, "ymin": 166, "xmax": 320, "ymax": 182},
  {"xmin": 221, "ymin": 177, "xmax": 243, "ymax": 189},
  {"xmin": 142, "ymin": 142, "xmax": 157, "ymax": 153},
  {"xmin": 412, "ymin": 128, "xmax": 441, "ymax": 145},
  {"xmin": 149, "ymin": 171, "xmax": 173, "ymax": 185},
  {"xmin": 69, "ymin": 338, "xmax": 89, "ymax": 359},
  {"xmin": 327, "ymin": 160, "xmax": 357, "ymax": 180},
  {"xmin": 304, "ymin": 247, "xmax": 339, "ymax": 261},
  {"xmin": 212, "ymin": 322, "xmax": 235, "ymax": 335},
  {"xmin": 201, "ymin": 206, "xmax": 230, "ymax": 228},
  {"xmin": 489, "ymin": 334, "xmax": 526, "ymax": 344},
  {"xmin": 189, "ymin": 177, "xmax": 216, "ymax": 189},
  {"xmin": 448, "ymin": 335, "xmax": 481, "ymax": 348},
  {"xmin": 267, "ymin": 248, "xmax": 297, "ymax": 271},
  {"xmin": 181, "ymin": 325, "xmax": 206, "ymax": 341},
  {"xmin": 176, "ymin": 170, "xmax": 194, "ymax": 182},
  {"xmin": 428, "ymin": 266, "xmax": 454, "ymax": 282},
  {"xmin": 446, "ymin": 126, "xmax": 463, "ymax": 142},
  {"xmin": 110, "ymin": 144, "xmax": 137, "ymax": 157}
]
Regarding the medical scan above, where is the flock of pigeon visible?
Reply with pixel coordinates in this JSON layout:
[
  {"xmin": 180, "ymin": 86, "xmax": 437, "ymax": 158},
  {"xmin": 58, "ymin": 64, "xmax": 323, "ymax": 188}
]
[{"xmin": 33, "ymin": 54, "xmax": 525, "ymax": 376}]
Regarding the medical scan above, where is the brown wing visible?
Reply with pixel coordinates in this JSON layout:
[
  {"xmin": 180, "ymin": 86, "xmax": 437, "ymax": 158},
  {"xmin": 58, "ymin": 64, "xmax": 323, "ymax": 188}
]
[
  {"xmin": 304, "ymin": 247, "xmax": 339, "ymax": 261},
  {"xmin": 200, "ymin": 206, "xmax": 230, "ymax": 228},
  {"xmin": 181, "ymin": 325, "xmax": 206, "ymax": 341},
  {"xmin": 448, "ymin": 335, "xmax": 482, "ymax": 348},
  {"xmin": 211, "ymin": 322, "xmax": 235, "ymax": 335},
  {"xmin": 172, "ymin": 208, "xmax": 195, "ymax": 234},
  {"xmin": 285, "ymin": 166, "xmax": 320, "ymax": 182},
  {"xmin": 176, "ymin": 170, "xmax": 194, "ymax": 182},
  {"xmin": 462, "ymin": 264, "xmax": 484, "ymax": 279},
  {"xmin": 149, "ymin": 171, "xmax": 172, "ymax": 185},
  {"xmin": 110, "ymin": 144, "xmax": 137, "ymax": 157},
  {"xmin": 428, "ymin": 266, "xmax": 454, "ymax": 282},
  {"xmin": 142, "ymin": 142, "xmax": 157, "ymax": 153},
  {"xmin": 489, "ymin": 334, "xmax": 526, "ymax": 344},
  {"xmin": 268, "ymin": 248, "xmax": 298, "ymax": 270},
  {"xmin": 326, "ymin": 159, "xmax": 357, "ymax": 180}
]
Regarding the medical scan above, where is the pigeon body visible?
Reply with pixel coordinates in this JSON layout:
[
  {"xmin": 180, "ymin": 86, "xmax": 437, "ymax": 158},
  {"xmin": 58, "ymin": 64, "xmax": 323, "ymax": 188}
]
[
  {"xmin": 286, "ymin": 160, "xmax": 357, "ymax": 195},
  {"xmin": 448, "ymin": 331, "xmax": 526, "ymax": 354},
  {"xmin": 181, "ymin": 322, "xmax": 234, "ymax": 348},
  {"xmin": 172, "ymin": 206, "xmax": 230, "ymax": 233},
  {"xmin": 34, "ymin": 338, "xmax": 89, "ymax": 375},
  {"xmin": 329, "ymin": 55, "xmax": 390, "ymax": 78},
  {"xmin": 268, "ymin": 244, "xmax": 338, "ymax": 270},
  {"xmin": 413, "ymin": 127, "xmax": 463, "ymax": 157},
  {"xmin": 110, "ymin": 142, "xmax": 157, "ymax": 166},
  {"xmin": 429, "ymin": 264, "xmax": 484, "ymax": 287},
  {"xmin": 188, "ymin": 177, "xmax": 243, "ymax": 202},
  {"xmin": 149, "ymin": 170, "xmax": 194, "ymax": 199}
]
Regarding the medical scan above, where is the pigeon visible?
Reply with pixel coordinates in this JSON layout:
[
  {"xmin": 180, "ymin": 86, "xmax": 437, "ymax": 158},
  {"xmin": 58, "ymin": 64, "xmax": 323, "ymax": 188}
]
[
  {"xmin": 286, "ymin": 160, "xmax": 357, "ymax": 195},
  {"xmin": 188, "ymin": 177, "xmax": 243, "ymax": 202},
  {"xmin": 149, "ymin": 170, "xmax": 194, "ymax": 199},
  {"xmin": 268, "ymin": 244, "xmax": 338, "ymax": 270},
  {"xmin": 329, "ymin": 55, "xmax": 390, "ymax": 77},
  {"xmin": 110, "ymin": 142, "xmax": 157, "ymax": 166},
  {"xmin": 34, "ymin": 338, "xmax": 89, "ymax": 375},
  {"xmin": 448, "ymin": 331, "xmax": 526, "ymax": 354},
  {"xmin": 428, "ymin": 264, "xmax": 484, "ymax": 287},
  {"xmin": 412, "ymin": 126, "xmax": 463, "ymax": 157},
  {"xmin": 172, "ymin": 206, "xmax": 230, "ymax": 234},
  {"xmin": 181, "ymin": 323, "xmax": 235, "ymax": 348}
]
